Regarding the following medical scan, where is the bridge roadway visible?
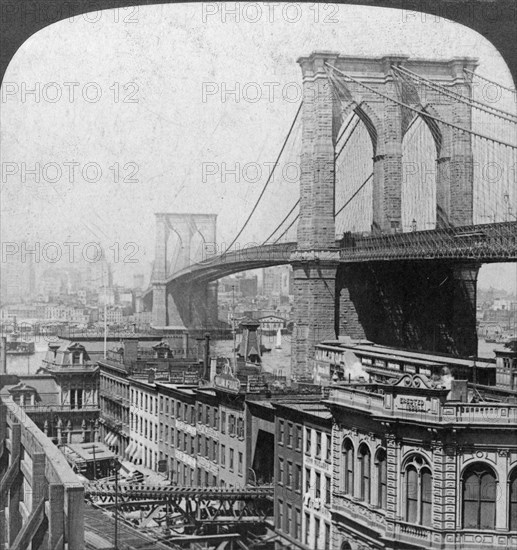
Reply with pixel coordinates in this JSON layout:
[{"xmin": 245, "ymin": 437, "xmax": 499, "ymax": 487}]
[{"xmin": 150, "ymin": 221, "xmax": 517, "ymax": 290}]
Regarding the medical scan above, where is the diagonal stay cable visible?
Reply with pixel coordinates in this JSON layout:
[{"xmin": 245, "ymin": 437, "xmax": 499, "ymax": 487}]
[
  {"xmin": 394, "ymin": 65, "xmax": 517, "ymax": 122},
  {"xmin": 326, "ymin": 62, "xmax": 517, "ymax": 150},
  {"xmin": 225, "ymin": 102, "xmax": 303, "ymax": 253},
  {"xmin": 335, "ymin": 173, "xmax": 373, "ymax": 217},
  {"xmin": 464, "ymin": 68, "xmax": 516, "ymax": 94},
  {"xmin": 262, "ymin": 199, "xmax": 300, "ymax": 245}
]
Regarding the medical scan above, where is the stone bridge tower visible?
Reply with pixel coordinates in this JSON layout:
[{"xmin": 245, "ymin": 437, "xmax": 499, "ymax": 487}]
[
  {"xmin": 151, "ymin": 213, "xmax": 218, "ymax": 330},
  {"xmin": 291, "ymin": 52, "xmax": 479, "ymax": 379}
]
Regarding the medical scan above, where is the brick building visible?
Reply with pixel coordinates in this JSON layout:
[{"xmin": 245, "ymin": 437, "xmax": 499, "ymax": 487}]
[{"xmin": 273, "ymin": 401, "xmax": 332, "ymax": 549}]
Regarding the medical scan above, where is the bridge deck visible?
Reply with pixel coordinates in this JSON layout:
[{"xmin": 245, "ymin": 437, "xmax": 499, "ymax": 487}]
[
  {"xmin": 340, "ymin": 221, "xmax": 517, "ymax": 263},
  {"xmin": 144, "ymin": 221, "xmax": 517, "ymax": 294}
]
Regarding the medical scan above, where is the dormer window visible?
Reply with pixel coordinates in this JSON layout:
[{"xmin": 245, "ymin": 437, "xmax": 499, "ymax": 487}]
[{"xmin": 72, "ymin": 351, "xmax": 81, "ymax": 365}]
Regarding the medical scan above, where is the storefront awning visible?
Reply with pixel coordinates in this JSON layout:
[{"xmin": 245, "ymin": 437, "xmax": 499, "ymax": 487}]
[
  {"xmin": 133, "ymin": 445, "xmax": 143, "ymax": 463},
  {"xmin": 125, "ymin": 440, "xmax": 135, "ymax": 458}
]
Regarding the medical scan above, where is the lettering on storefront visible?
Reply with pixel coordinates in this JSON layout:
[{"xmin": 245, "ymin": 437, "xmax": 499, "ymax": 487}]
[
  {"xmin": 398, "ymin": 397, "xmax": 427, "ymax": 412},
  {"xmin": 387, "ymin": 362, "xmax": 399, "ymax": 371},
  {"xmin": 361, "ymin": 357, "xmax": 372, "ymax": 366},
  {"xmin": 305, "ymin": 455, "xmax": 331, "ymax": 473},
  {"xmin": 374, "ymin": 359, "xmax": 385, "ymax": 368},
  {"xmin": 176, "ymin": 450, "xmax": 196, "ymax": 468},
  {"xmin": 247, "ymin": 375, "xmax": 268, "ymax": 393}
]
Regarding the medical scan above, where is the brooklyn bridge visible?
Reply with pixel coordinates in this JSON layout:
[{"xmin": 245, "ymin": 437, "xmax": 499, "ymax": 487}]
[{"xmin": 142, "ymin": 52, "xmax": 517, "ymax": 378}]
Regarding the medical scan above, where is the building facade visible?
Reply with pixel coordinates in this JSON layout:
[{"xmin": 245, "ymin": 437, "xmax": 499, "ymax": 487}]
[{"xmin": 327, "ymin": 374, "xmax": 517, "ymax": 550}]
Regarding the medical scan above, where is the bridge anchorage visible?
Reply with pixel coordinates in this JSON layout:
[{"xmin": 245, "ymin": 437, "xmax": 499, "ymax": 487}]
[{"xmin": 145, "ymin": 52, "xmax": 516, "ymax": 379}]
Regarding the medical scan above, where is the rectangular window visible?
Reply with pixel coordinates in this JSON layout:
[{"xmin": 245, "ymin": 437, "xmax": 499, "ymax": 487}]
[
  {"xmin": 306, "ymin": 428, "xmax": 311, "ymax": 454},
  {"xmin": 198, "ymin": 404, "xmax": 203, "ymax": 423},
  {"xmin": 295, "ymin": 464, "xmax": 302, "ymax": 492},
  {"xmin": 159, "ymin": 396, "xmax": 163, "ymax": 413},
  {"xmin": 237, "ymin": 418, "xmax": 244, "ymax": 438},
  {"xmin": 278, "ymin": 458, "xmax": 284, "ymax": 484},
  {"xmin": 294, "ymin": 508, "xmax": 301, "ymax": 540},
  {"xmin": 286, "ymin": 504, "xmax": 292, "ymax": 535},
  {"xmin": 316, "ymin": 472, "xmax": 321, "ymax": 499},
  {"xmin": 221, "ymin": 444, "xmax": 226, "ymax": 466},
  {"xmin": 324, "ymin": 523, "xmax": 330, "ymax": 550},
  {"xmin": 214, "ymin": 408, "xmax": 219, "ymax": 430},
  {"xmin": 305, "ymin": 468, "xmax": 311, "ymax": 493},
  {"xmin": 316, "ymin": 431, "xmax": 322, "ymax": 458},
  {"xmin": 229, "ymin": 415, "xmax": 236, "ymax": 436},
  {"xmin": 221, "ymin": 411, "xmax": 226, "ymax": 434},
  {"xmin": 279, "ymin": 420, "xmax": 285, "ymax": 444},
  {"xmin": 213, "ymin": 441, "xmax": 219, "ymax": 463},
  {"xmin": 190, "ymin": 405, "xmax": 195, "ymax": 425},
  {"xmin": 325, "ymin": 475, "xmax": 331, "ymax": 505},
  {"xmin": 287, "ymin": 423, "xmax": 293, "ymax": 447},
  {"xmin": 190, "ymin": 435, "xmax": 195, "ymax": 455},
  {"xmin": 287, "ymin": 461, "xmax": 293, "ymax": 488},
  {"xmin": 229, "ymin": 449, "xmax": 234, "ymax": 471},
  {"xmin": 165, "ymin": 398, "xmax": 169, "ymax": 415},
  {"xmin": 205, "ymin": 437, "xmax": 209, "ymax": 458},
  {"xmin": 238, "ymin": 452, "xmax": 243, "ymax": 475},
  {"xmin": 315, "ymin": 518, "xmax": 321, "ymax": 549},
  {"xmin": 295, "ymin": 425, "xmax": 302, "ymax": 451},
  {"xmin": 278, "ymin": 500, "xmax": 284, "ymax": 530},
  {"xmin": 325, "ymin": 433, "xmax": 331, "ymax": 462},
  {"xmin": 304, "ymin": 513, "xmax": 310, "ymax": 545}
]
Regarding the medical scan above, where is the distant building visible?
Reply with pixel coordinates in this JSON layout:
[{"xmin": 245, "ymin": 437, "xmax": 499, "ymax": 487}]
[
  {"xmin": 0, "ymin": 342, "xmax": 100, "ymax": 445},
  {"xmin": 258, "ymin": 315, "xmax": 287, "ymax": 335}
]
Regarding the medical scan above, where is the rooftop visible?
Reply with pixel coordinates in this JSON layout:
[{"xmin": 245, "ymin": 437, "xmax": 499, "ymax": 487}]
[{"xmin": 318, "ymin": 340, "xmax": 495, "ymax": 369}]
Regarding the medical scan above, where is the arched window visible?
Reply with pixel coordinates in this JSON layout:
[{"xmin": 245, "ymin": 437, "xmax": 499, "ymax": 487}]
[
  {"xmin": 342, "ymin": 439, "xmax": 354, "ymax": 495},
  {"xmin": 404, "ymin": 455, "xmax": 432, "ymax": 526},
  {"xmin": 376, "ymin": 448, "xmax": 387, "ymax": 509},
  {"xmin": 462, "ymin": 463, "xmax": 497, "ymax": 530},
  {"xmin": 359, "ymin": 444, "xmax": 371, "ymax": 503},
  {"xmin": 510, "ymin": 469, "xmax": 517, "ymax": 531}
]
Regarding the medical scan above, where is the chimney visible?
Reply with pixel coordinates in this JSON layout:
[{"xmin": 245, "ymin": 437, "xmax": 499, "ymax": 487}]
[
  {"xmin": 123, "ymin": 339, "xmax": 139, "ymax": 364},
  {"xmin": 203, "ymin": 333, "xmax": 210, "ymax": 379},
  {"xmin": 449, "ymin": 380, "xmax": 468, "ymax": 402},
  {"xmin": 148, "ymin": 368, "xmax": 156, "ymax": 384}
]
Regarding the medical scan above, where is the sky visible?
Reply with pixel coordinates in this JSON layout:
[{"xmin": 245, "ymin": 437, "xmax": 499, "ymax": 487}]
[{"xmin": 0, "ymin": 2, "xmax": 515, "ymax": 291}]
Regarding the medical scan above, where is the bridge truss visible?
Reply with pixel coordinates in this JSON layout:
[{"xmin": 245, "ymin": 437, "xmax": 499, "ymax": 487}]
[
  {"xmin": 340, "ymin": 221, "xmax": 517, "ymax": 263},
  {"xmin": 85, "ymin": 483, "xmax": 274, "ymax": 544}
]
